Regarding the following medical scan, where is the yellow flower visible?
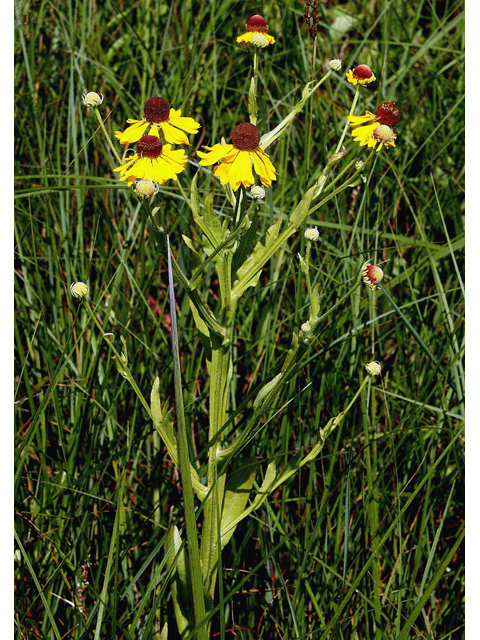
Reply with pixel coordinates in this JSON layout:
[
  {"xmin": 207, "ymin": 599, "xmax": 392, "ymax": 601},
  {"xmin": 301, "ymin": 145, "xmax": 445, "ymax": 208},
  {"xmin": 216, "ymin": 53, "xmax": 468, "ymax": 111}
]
[
  {"xmin": 346, "ymin": 64, "xmax": 376, "ymax": 86},
  {"xmin": 115, "ymin": 97, "xmax": 200, "ymax": 146},
  {"xmin": 197, "ymin": 122, "xmax": 277, "ymax": 191},
  {"xmin": 237, "ymin": 15, "xmax": 275, "ymax": 46},
  {"xmin": 113, "ymin": 134, "xmax": 187, "ymax": 187},
  {"xmin": 348, "ymin": 102, "xmax": 400, "ymax": 151}
]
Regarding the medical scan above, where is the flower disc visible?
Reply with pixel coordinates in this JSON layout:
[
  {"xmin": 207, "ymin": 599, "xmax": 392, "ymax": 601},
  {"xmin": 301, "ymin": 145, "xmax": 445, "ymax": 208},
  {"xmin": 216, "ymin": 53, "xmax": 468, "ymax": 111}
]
[
  {"xmin": 137, "ymin": 135, "xmax": 163, "ymax": 158},
  {"xmin": 246, "ymin": 15, "xmax": 268, "ymax": 32},
  {"xmin": 231, "ymin": 122, "xmax": 261, "ymax": 151},
  {"xmin": 353, "ymin": 64, "xmax": 374, "ymax": 80},
  {"xmin": 375, "ymin": 102, "xmax": 400, "ymax": 127},
  {"xmin": 143, "ymin": 97, "xmax": 170, "ymax": 123}
]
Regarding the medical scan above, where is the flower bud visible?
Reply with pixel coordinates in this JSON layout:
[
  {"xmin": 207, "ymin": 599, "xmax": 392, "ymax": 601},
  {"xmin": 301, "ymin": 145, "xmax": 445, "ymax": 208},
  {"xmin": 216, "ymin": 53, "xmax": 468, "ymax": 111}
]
[
  {"xmin": 251, "ymin": 33, "xmax": 268, "ymax": 48},
  {"xmin": 134, "ymin": 179, "xmax": 159, "ymax": 197},
  {"xmin": 82, "ymin": 92, "xmax": 104, "ymax": 107},
  {"xmin": 301, "ymin": 320, "xmax": 312, "ymax": 334},
  {"xmin": 361, "ymin": 261, "xmax": 384, "ymax": 290},
  {"xmin": 70, "ymin": 282, "xmax": 89, "ymax": 299},
  {"xmin": 250, "ymin": 185, "xmax": 265, "ymax": 199},
  {"xmin": 372, "ymin": 125, "xmax": 394, "ymax": 144},
  {"xmin": 304, "ymin": 227, "xmax": 319, "ymax": 242},
  {"xmin": 328, "ymin": 59, "xmax": 342, "ymax": 71},
  {"xmin": 365, "ymin": 361, "xmax": 381, "ymax": 376},
  {"xmin": 355, "ymin": 160, "xmax": 364, "ymax": 171}
]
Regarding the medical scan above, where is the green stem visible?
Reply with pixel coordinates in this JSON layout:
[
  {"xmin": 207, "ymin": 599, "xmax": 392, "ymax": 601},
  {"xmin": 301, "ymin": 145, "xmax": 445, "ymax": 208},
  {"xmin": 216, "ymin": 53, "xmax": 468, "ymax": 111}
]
[
  {"xmin": 167, "ymin": 236, "xmax": 208, "ymax": 640},
  {"xmin": 335, "ymin": 85, "xmax": 360, "ymax": 153},
  {"xmin": 92, "ymin": 107, "xmax": 123, "ymax": 165}
]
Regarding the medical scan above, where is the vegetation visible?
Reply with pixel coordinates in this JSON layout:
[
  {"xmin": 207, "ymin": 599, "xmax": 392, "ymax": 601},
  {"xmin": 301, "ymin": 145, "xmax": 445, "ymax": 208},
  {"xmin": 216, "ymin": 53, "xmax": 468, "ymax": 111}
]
[{"xmin": 14, "ymin": 0, "xmax": 465, "ymax": 638}]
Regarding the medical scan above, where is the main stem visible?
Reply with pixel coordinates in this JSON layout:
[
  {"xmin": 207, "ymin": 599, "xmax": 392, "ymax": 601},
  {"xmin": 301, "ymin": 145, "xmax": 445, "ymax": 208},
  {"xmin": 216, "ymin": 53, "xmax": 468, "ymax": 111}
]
[
  {"xmin": 201, "ymin": 253, "xmax": 237, "ymax": 601},
  {"xmin": 167, "ymin": 236, "xmax": 208, "ymax": 640}
]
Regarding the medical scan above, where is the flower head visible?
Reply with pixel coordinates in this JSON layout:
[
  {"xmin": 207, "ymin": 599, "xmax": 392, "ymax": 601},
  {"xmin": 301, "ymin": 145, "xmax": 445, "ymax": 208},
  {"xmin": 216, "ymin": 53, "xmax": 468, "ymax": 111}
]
[
  {"xmin": 237, "ymin": 15, "xmax": 275, "ymax": 46},
  {"xmin": 346, "ymin": 64, "xmax": 376, "ymax": 86},
  {"xmin": 197, "ymin": 122, "xmax": 277, "ymax": 191},
  {"xmin": 114, "ymin": 134, "xmax": 187, "ymax": 187},
  {"xmin": 115, "ymin": 97, "xmax": 200, "ymax": 146},
  {"xmin": 82, "ymin": 92, "xmax": 104, "ymax": 107},
  {"xmin": 362, "ymin": 260, "xmax": 384, "ymax": 290},
  {"xmin": 348, "ymin": 102, "xmax": 400, "ymax": 151},
  {"xmin": 70, "ymin": 282, "xmax": 89, "ymax": 299},
  {"xmin": 365, "ymin": 361, "xmax": 381, "ymax": 376}
]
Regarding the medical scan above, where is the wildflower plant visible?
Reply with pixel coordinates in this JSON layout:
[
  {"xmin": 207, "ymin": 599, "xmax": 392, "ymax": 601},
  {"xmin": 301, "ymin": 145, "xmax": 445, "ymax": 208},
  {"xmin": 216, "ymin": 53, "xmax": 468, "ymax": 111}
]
[{"xmin": 80, "ymin": 15, "xmax": 408, "ymax": 639}]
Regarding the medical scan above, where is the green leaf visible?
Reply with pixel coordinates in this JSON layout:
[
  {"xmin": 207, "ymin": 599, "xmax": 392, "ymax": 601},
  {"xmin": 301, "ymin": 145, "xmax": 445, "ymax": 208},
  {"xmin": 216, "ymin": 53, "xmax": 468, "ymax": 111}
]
[
  {"xmin": 232, "ymin": 216, "xmax": 282, "ymax": 298},
  {"xmin": 165, "ymin": 525, "xmax": 193, "ymax": 636},
  {"xmin": 189, "ymin": 299, "xmax": 212, "ymax": 366},
  {"xmin": 219, "ymin": 461, "xmax": 277, "ymax": 539},
  {"xmin": 288, "ymin": 183, "xmax": 318, "ymax": 229},
  {"xmin": 311, "ymin": 283, "xmax": 321, "ymax": 317},
  {"xmin": 220, "ymin": 457, "xmax": 261, "ymax": 549},
  {"xmin": 182, "ymin": 235, "xmax": 203, "ymax": 289},
  {"xmin": 253, "ymin": 373, "xmax": 283, "ymax": 410}
]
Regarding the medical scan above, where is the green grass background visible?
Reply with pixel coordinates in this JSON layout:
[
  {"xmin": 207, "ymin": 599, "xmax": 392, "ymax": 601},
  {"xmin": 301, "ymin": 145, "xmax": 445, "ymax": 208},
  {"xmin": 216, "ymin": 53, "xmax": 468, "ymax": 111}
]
[{"xmin": 14, "ymin": 0, "xmax": 465, "ymax": 638}]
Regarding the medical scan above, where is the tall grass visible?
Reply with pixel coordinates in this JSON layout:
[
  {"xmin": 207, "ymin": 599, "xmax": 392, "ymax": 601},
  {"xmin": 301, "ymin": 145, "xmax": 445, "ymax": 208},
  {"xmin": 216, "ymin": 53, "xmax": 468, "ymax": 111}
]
[{"xmin": 15, "ymin": 0, "xmax": 464, "ymax": 638}]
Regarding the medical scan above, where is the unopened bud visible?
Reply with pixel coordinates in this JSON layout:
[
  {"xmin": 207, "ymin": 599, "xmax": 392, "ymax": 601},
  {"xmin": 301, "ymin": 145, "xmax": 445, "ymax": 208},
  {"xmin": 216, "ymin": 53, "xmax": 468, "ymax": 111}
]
[
  {"xmin": 250, "ymin": 185, "xmax": 265, "ymax": 199},
  {"xmin": 82, "ymin": 92, "xmax": 104, "ymax": 107},
  {"xmin": 362, "ymin": 261, "xmax": 384, "ymax": 290},
  {"xmin": 365, "ymin": 361, "xmax": 381, "ymax": 376},
  {"xmin": 373, "ymin": 125, "xmax": 394, "ymax": 143},
  {"xmin": 304, "ymin": 227, "xmax": 319, "ymax": 241},
  {"xmin": 134, "ymin": 179, "xmax": 159, "ymax": 197},
  {"xmin": 70, "ymin": 282, "xmax": 89, "ymax": 299},
  {"xmin": 251, "ymin": 33, "xmax": 268, "ymax": 48},
  {"xmin": 328, "ymin": 59, "xmax": 342, "ymax": 71}
]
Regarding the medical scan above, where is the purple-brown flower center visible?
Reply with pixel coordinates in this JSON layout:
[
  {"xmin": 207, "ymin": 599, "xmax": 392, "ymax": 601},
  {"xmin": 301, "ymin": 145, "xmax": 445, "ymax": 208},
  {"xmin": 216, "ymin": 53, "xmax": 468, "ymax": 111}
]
[
  {"xmin": 231, "ymin": 123, "xmax": 261, "ymax": 151},
  {"xmin": 375, "ymin": 102, "xmax": 400, "ymax": 127},
  {"xmin": 246, "ymin": 15, "xmax": 268, "ymax": 33},
  {"xmin": 353, "ymin": 64, "xmax": 373, "ymax": 79},
  {"xmin": 137, "ymin": 135, "xmax": 163, "ymax": 159},
  {"xmin": 143, "ymin": 97, "xmax": 170, "ymax": 123}
]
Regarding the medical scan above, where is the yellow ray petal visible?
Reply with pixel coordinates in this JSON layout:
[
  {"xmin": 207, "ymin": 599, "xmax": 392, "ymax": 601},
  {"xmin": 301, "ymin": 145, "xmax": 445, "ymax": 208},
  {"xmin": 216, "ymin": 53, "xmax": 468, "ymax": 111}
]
[
  {"xmin": 161, "ymin": 120, "xmax": 189, "ymax": 145},
  {"xmin": 197, "ymin": 144, "xmax": 235, "ymax": 166},
  {"xmin": 115, "ymin": 120, "xmax": 149, "ymax": 145},
  {"xmin": 169, "ymin": 109, "xmax": 200, "ymax": 134},
  {"xmin": 231, "ymin": 151, "xmax": 255, "ymax": 188}
]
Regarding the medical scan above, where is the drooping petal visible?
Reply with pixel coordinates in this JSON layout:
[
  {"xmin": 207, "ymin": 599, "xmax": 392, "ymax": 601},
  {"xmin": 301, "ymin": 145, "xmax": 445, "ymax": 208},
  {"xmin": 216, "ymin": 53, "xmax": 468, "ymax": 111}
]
[
  {"xmin": 250, "ymin": 148, "xmax": 277, "ymax": 186},
  {"xmin": 348, "ymin": 112, "xmax": 376, "ymax": 127},
  {"xmin": 236, "ymin": 32, "xmax": 254, "ymax": 44},
  {"xmin": 197, "ymin": 144, "xmax": 235, "ymax": 166},
  {"xmin": 231, "ymin": 150, "xmax": 255, "ymax": 187},
  {"xmin": 115, "ymin": 120, "xmax": 150, "ymax": 145},
  {"xmin": 168, "ymin": 109, "xmax": 200, "ymax": 134},
  {"xmin": 161, "ymin": 120, "xmax": 190, "ymax": 145},
  {"xmin": 113, "ymin": 154, "xmax": 139, "ymax": 176},
  {"xmin": 236, "ymin": 31, "xmax": 275, "ymax": 45},
  {"xmin": 351, "ymin": 122, "xmax": 378, "ymax": 147}
]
